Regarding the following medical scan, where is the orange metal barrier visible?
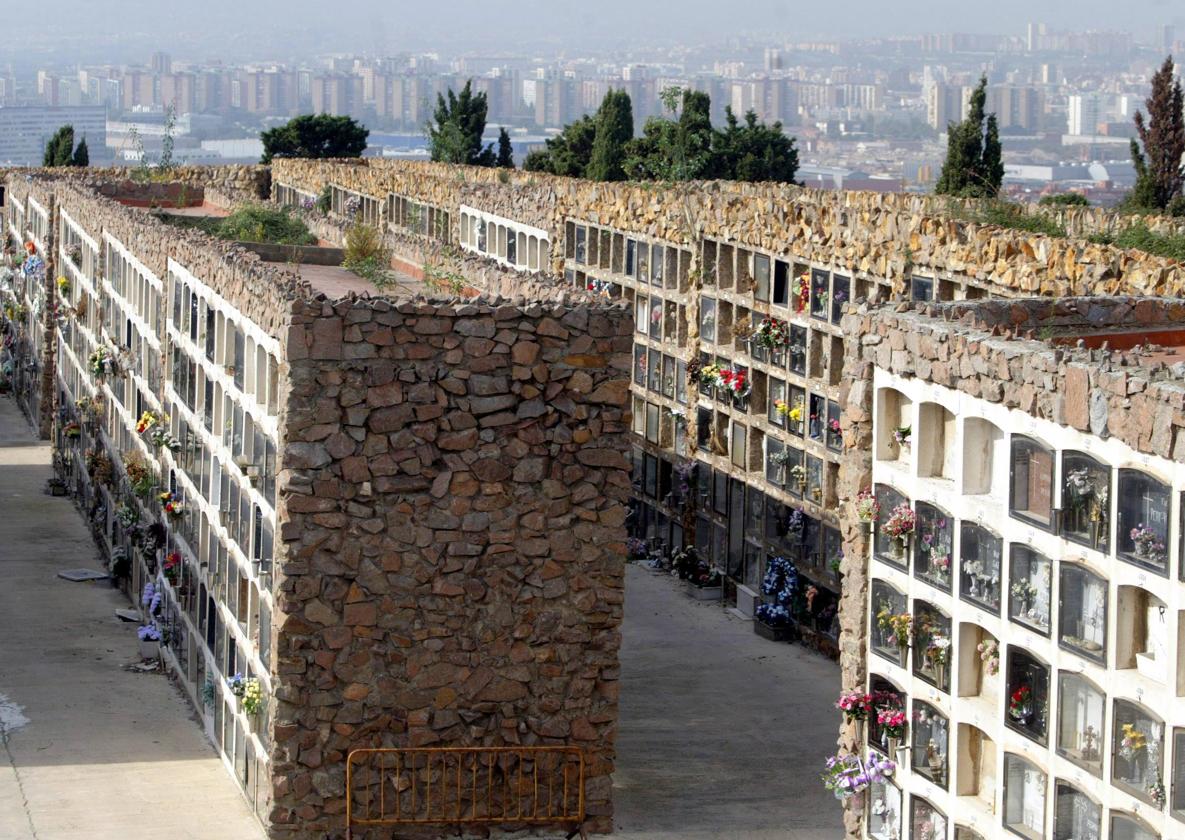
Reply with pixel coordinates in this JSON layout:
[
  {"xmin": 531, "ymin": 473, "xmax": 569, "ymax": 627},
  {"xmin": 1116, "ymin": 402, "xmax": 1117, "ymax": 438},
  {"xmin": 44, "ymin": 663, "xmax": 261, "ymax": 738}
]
[{"xmin": 345, "ymin": 746, "xmax": 586, "ymax": 838}]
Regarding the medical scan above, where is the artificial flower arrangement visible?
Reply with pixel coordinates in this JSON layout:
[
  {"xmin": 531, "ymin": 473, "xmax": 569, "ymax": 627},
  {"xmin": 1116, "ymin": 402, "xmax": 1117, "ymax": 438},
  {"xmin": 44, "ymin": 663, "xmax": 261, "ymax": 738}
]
[
  {"xmin": 835, "ymin": 691, "xmax": 875, "ymax": 722},
  {"xmin": 856, "ymin": 489, "xmax": 880, "ymax": 523},
  {"xmin": 1130, "ymin": 524, "xmax": 1166, "ymax": 562},
  {"xmin": 918, "ymin": 516, "xmax": 951, "ymax": 575},
  {"xmin": 787, "ymin": 397, "xmax": 805, "ymax": 425},
  {"xmin": 1008, "ymin": 685, "xmax": 1033, "ymax": 721},
  {"xmin": 877, "ymin": 708, "xmax": 908, "ymax": 740},
  {"xmin": 115, "ymin": 502, "xmax": 139, "ymax": 530},
  {"xmin": 85, "ymin": 448, "xmax": 113, "ymax": 485},
  {"xmin": 828, "ymin": 418, "xmax": 843, "ymax": 443},
  {"xmin": 756, "ymin": 555, "xmax": 798, "ymax": 627},
  {"xmin": 228, "ymin": 674, "xmax": 264, "ymax": 715},
  {"xmin": 148, "ymin": 427, "xmax": 183, "ymax": 452},
  {"xmin": 753, "ymin": 317, "xmax": 790, "ymax": 350},
  {"xmin": 923, "ymin": 632, "xmax": 951, "ymax": 670},
  {"xmin": 136, "ymin": 410, "xmax": 166, "ymax": 434},
  {"xmin": 977, "ymin": 638, "xmax": 1000, "ymax": 675},
  {"xmin": 892, "ymin": 426, "xmax": 911, "ymax": 447},
  {"xmin": 717, "ymin": 367, "xmax": 751, "ymax": 399},
  {"xmin": 75, "ymin": 394, "xmax": 103, "ymax": 421},
  {"xmin": 785, "ymin": 508, "xmax": 805, "ymax": 535},
  {"xmin": 1119, "ymin": 723, "xmax": 1147, "ymax": 759},
  {"xmin": 142, "ymin": 581, "xmax": 162, "ymax": 616},
  {"xmin": 56, "ymin": 276, "xmax": 70, "ymax": 297},
  {"xmin": 625, "ymin": 537, "xmax": 648, "ymax": 560},
  {"xmin": 123, "ymin": 453, "xmax": 156, "ymax": 498},
  {"xmin": 789, "ymin": 464, "xmax": 807, "ymax": 486},
  {"xmin": 698, "ymin": 363, "xmax": 722, "ymax": 387},
  {"xmin": 62, "ymin": 421, "xmax": 81, "ymax": 438},
  {"xmin": 137, "ymin": 624, "xmax": 160, "ymax": 642},
  {"xmin": 88, "ymin": 345, "xmax": 120, "ymax": 380},
  {"xmin": 1010, "ymin": 579, "xmax": 1039, "ymax": 605},
  {"xmin": 773, "ymin": 398, "xmax": 790, "ymax": 417},
  {"xmin": 821, "ymin": 752, "xmax": 895, "ymax": 801},
  {"xmin": 794, "ymin": 273, "xmax": 810, "ymax": 313},
  {"xmin": 162, "ymin": 551, "xmax": 181, "ymax": 585},
  {"xmin": 876, "ymin": 606, "xmax": 913, "ymax": 650},
  {"xmin": 881, "ymin": 503, "xmax": 917, "ymax": 547}
]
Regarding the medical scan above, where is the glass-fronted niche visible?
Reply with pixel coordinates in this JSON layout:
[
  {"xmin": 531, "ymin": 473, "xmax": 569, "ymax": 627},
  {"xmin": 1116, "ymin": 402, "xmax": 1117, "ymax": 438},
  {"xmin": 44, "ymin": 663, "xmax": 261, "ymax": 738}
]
[
  {"xmin": 1058, "ymin": 563, "xmax": 1107, "ymax": 664},
  {"xmin": 1008, "ymin": 545, "xmax": 1051, "ymax": 634},
  {"xmin": 568, "ymin": 220, "xmax": 691, "ymax": 293},
  {"xmin": 1056, "ymin": 672, "xmax": 1104, "ymax": 777},
  {"xmin": 1112, "ymin": 700, "xmax": 1164, "ymax": 805},
  {"xmin": 1052, "ymin": 781, "xmax": 1100, "ymax": 840},
  {"xmin": 1003, "ymin": 753, "xmax": 1046, "ymax": 840},
  {"xmin": 463, "ymin": 207, "xmax": 550, "ymax": 273},
  {"xmin": 868, "ymin": 777, "xmax": 902, "ymax": 839}
]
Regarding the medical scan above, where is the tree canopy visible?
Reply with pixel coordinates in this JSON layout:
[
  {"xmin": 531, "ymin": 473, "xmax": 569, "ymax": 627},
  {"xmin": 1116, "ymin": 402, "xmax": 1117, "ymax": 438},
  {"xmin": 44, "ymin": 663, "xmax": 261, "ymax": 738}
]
[
  {"xmin": 427, "ymin": 81, "xmax": 496, "ymax": 166},
  {"xmin": 1126, "ymin": 57, "xmax": 1184, "ymax": 212},
  {"xmin": 495, "ymin": 128, "xmax": 515, "ymax": 168},
  {"xmin": 935, "ymin": 76, "xmax": 1004, "ymax": 198},
  {"xmin": 43, "ymin": 125, "xmax": 89, "ymax": 168},
  {"xmin": 523, "ymin": 116, "xmax": 598, "ymax": 177},
  {"xmin": 259, "ymin": 114, "xmax": 368, "ymax": 164},
  {"xmin": 713, "ymin": 107, "xmax": 800, "ymax": 183},
  {"xmin": 586, "ymin": 89, "xmax": 635, "ymax": 182},
  {"xmin": 624, "ymin": 89, "xmax": 715, "ymax": 181}
]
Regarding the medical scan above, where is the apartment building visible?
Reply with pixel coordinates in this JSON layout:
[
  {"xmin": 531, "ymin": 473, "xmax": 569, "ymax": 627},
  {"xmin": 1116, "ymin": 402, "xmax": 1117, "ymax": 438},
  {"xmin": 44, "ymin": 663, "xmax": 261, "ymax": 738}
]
[
  {"xmin": 855, "ymin": 299, "xmax": 1185, "ymax": 840},
  {"xmin": 0, "ymin": 169, "xmax": 629, "ymax": 838}
]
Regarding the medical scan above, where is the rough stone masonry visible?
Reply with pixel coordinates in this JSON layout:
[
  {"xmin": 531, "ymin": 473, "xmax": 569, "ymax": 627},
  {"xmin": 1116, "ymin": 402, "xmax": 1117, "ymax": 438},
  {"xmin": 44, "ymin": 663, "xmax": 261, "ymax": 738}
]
[{"xmin": 270, "ymin": 296, "xmax": 634, "ymax": 837}]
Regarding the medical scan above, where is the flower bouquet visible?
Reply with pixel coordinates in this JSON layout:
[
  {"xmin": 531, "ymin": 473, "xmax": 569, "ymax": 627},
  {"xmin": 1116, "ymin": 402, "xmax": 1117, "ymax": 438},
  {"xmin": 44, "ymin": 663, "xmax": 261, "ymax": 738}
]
[
  {"xmin": 821, "ymin": 752, "xmax": 895, "ymax": 806},
  {"xmin": 136, "ymin": 409, "xmax": 166, "ymax": 434},
  {"xmin": 1009, "ymin": 685, "xmax": 1033, "ymax": 723},
  {"xmin": 162, "ymin": 551, "xmax": 182, "ymax": 585},
  {"xmin": 753, "ymin": 317, "xmax": 790, "ymax": 350},
  {"xmin": 877, "ymin": 708, "xmax": 907, "ymax": 740},
  {"xmin": 881, "ymin": 503, "xmax": 916, "ymax": 557},
  {"xmin": 56, "ymin": 276, "xmax": 70, "ymax": 297},
  {"xmin": 855, "ymin": 489, "xmax": 880, "ymax": 523},
  {"xmin": 977, "ymin": 638, "xmax": 999, "ymax": 675},
  {"xmin": 88, "ymin": 346, "xmax": 119, "ymax": 380},
  {"xmin": 148, "ymin": 427, "xmax": 183, "ymax": 452},
  {"xmin": 836, "ymin": 691, "xmax": 874, "ymax": 723},
  {"xmin": 876, "ymin": 606, "xmax": 912, "ymax": 652},
  {"xmin": 892, "ymin": 426, "xmax": 911, "ymax": 448},
  {"xmin": 1130, "ymin": 524, "xmax": 1166, "ymax": 563},
  {"xmin": 63, "ymin": 421, "xmax": 81, "ymax": 439},
  {"xmin": 1119, "ymin": 723, "xmax": 1147, "ymax": 760},
  {"xmin": 137, "ymin": 624, "xmax": 161, "ymax": 659},
  {"xmin": 228, "ymin": 674, "xmax": 264, "ymax": 715}
]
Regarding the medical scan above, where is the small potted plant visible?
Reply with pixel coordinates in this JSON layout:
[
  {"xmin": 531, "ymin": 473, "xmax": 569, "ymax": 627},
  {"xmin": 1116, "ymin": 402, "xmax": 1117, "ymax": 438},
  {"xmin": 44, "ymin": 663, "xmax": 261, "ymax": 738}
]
[{"xmin": 137, "ymin": 624, "xmax": 161, "ymax": 660}]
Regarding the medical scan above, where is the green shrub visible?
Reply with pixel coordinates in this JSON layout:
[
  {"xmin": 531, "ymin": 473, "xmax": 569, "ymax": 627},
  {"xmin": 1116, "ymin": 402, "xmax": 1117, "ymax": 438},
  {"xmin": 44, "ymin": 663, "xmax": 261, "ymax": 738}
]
[
  {"xmin": 1091, "ymin": 222, "xmax": 1185, "ymax": 262},
  {"xmin": 1038, "ymin": 193, "xmax": 1090, "ymax": 207},
  {"xmin": 159, "ymin": 204, "xmax": 314, "ymax": 246},
  {"xmin": 341, "ymin": 223, "xmax": 395, "ymax": 289},
  {"xmin": 972, "ymin": 200, "xmax": 1068, "ymax": 238}
]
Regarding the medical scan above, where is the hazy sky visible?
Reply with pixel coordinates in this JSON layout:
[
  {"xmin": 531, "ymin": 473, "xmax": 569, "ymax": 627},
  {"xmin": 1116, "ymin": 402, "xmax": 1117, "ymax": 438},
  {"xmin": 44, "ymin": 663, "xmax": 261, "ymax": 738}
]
[{"xmin": 13, "ymin": 0, "xmax": 1185, "ymax": 60}]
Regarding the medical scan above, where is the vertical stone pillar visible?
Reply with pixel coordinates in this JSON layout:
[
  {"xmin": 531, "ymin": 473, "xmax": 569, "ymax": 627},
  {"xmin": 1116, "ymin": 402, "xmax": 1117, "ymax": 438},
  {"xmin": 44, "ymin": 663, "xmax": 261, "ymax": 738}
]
[{"xmin": 836, "ymin": 305, "xmax": 875, "ymax": 838}]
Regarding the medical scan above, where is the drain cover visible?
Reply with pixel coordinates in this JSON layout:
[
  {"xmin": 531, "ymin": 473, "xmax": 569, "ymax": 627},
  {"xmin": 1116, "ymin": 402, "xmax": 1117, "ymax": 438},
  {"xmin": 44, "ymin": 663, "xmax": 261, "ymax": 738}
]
[{"xmin": 57, "ymin": 568, "xmax": 110, "ymax": 582}]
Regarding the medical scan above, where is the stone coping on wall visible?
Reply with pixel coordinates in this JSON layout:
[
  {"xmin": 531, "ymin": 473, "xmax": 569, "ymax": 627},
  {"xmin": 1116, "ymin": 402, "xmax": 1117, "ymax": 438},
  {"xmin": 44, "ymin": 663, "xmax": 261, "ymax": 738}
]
[
  {"xmin": 852, "ymin": 295, "xmax": 1185, "ymax": 463},
  {"xmin": 271, "ymin": 158, "xmax": 1185, "ymax": 302}
]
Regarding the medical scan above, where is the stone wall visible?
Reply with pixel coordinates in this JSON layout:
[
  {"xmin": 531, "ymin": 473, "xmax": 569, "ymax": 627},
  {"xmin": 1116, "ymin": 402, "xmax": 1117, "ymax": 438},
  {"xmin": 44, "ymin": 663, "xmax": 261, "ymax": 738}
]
[
  {"xmin": 5, "ymin": 172, "xmax": 305, "ymax": 342},
  {"xmin": 269, "ymin": 296, "xmax": 634, "ymax": 838},
  {"xmin": 272, "ymin": 159, "xmax": 1185, "ymax": 300}
]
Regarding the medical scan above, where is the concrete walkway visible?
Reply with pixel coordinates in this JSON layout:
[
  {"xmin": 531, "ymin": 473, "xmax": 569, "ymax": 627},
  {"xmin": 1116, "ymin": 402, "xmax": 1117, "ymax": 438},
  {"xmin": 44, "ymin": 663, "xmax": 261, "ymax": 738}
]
[
  {"xmin": 615, "ymin": 564, "xmax": 844, "ymax": 839},
  {"xmin": 0, "ymin": 396, "xmax": 264, "ymax": 840}
]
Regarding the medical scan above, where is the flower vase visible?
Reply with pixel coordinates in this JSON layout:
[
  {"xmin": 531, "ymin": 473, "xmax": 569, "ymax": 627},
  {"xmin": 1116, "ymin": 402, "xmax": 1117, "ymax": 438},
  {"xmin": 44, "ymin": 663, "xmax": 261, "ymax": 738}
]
[
  {"xmin": 896, "ymin": 745, "xmax": 909, "ymax": 768},
  {"xmin": 887, "ymin": 736, "xmax": 900, "ymax": 756},
  {"xmin": 928, "ymin": 758, "xmax": 944, "ymax": 786},
  {"xmin": 139, "ymin": 640, "xmax": 160, "ymax": 660},
  {"xmin": 933, "ymin": 662, "xmax": 946, "ymax": 688},
  {"xmin": 891, "ymin": 538, "xmax": 906, "ymax": 560}
]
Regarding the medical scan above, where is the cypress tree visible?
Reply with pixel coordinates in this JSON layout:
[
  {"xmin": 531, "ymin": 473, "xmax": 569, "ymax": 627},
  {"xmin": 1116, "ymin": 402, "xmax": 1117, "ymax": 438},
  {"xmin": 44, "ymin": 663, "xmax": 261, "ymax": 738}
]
[
  {"xmin": 935, "ymin": 76, "xmax": 1002, "ymax": 198},
  {"xmin": 1128, "ymin": 57, "xmax": 1185, "ymax": 210},
  {"xmin": 72, "ymin": 137, "xmax": 89, "ymax": 167},
  {"xmin": 587, "ymin": 89, "xmax": 634, "ymax": 182},
  {"xmin": 43, "ymin": 125, "xmax": 75, "ymax": 167},
  {"xmin": 495, "ymin": 128, "xmax": 514, "ymax": 168}
]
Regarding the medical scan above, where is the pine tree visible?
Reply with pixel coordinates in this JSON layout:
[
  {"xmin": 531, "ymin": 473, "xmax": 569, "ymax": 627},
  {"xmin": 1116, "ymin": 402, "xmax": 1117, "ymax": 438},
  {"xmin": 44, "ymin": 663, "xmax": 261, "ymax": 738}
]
[
  {"xmin": 428, "ymin": 81, "xmax": 495, "ymax": 167},
  {"xmin": 71, "ymin": 137, "xmax": 89, "ymax": 167},
  {"xmin": 586, "ymin": 89, "xmax": 634, "ymax": 182},
  {"xmin": 623, "ymin": 88, "xmax": 715, "ymax": 181},
  {"xmin": 712, "ymin": 107, "xmax": 800, "ymax": 183},
  {"xmin": 495, "ymin": 128, "xmax": 514, "ymax": 168},
  {"xmin": 935, "ymin": 76, "xmax": 1002, "ymax": 198},
  {"xmin": 1128, "ymin": 57, "xmax": 1185, "ymax": 211}
]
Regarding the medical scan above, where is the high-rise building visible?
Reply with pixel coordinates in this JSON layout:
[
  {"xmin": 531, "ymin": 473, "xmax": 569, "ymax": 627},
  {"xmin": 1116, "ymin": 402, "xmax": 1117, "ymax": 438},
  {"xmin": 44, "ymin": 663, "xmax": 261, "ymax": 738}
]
[
  {"xmin": 150, "ymin": 51, "xmax": 172, "ymax": 75},
  {"xmin": 1068, "ymin": 94, "xmax": 1102, "ymax": 136},
  {"xmin": 927, "ymin": 83, "xmax": 969, "ymax": 130},
  {"xmin": 0, "ymin": 105, "xmax": 106, "ymax": 165},
  {"xmin": 987, "ymin": 85, "xmax": 1044, "ymax": 131}
]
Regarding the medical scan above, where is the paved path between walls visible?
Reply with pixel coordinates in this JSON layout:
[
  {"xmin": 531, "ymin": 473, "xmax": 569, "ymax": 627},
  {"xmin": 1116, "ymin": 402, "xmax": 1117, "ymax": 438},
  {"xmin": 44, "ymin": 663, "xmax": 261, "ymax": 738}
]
[
  {"xmin": 615, "ymin": 563, "xmax": 844, "ymax": 840},
  {"xmin": 0, "ymin": 396, "xmax": 265, "ymax": 840}
]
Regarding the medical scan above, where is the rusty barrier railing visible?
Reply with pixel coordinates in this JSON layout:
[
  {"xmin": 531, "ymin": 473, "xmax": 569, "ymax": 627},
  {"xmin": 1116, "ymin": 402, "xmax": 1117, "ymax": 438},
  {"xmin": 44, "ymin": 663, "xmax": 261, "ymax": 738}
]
[{"xmin": 345, "ymin": 746, "xmax": 586, "ymax": 838}]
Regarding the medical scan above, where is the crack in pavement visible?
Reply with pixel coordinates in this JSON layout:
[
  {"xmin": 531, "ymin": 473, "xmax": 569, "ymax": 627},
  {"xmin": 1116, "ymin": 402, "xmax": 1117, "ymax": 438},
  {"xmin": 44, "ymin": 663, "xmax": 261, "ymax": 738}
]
[{"xmin": 0, "ymin": 692, "xmax": 38, "ymax": 839}]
